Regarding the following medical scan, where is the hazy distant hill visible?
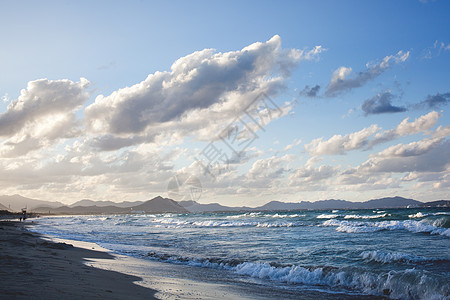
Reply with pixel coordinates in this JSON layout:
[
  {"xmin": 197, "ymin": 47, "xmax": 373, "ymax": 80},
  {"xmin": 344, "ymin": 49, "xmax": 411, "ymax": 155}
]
[
  {"xmin": 0, "ymin": 195, "xmax": 64, "ymax": 211},
  {"xmin": 256, "ymin": 201, "xmax": 305, "ymax": 211},
  {"xmin": 132, "ymin": 196, "xmax": 188, "ymax": 213},
  {"xmin": 0, "ymin": 202, "xmax": 13, "ymax": 212},
  {"xmin": 2, "ymin": 194, "xmax": 446, "ymax": 215},
  {"xmin": 420, "ymin": 200, "xmax": 450, "ymax": 208},
  {"xmin": 69, "ymin": 199, "xmax": 144, "ymax": 208},
  {"xmin": 358, "ymin": 196, "xmax": 422, "ymax": 209},
  {"xmin": 256, "ymin": 199, "xmax": 353, "ymax": 211},
  {"xmin": 34, "ymin": 196, "xmax": 188, "ymax": 214},
  {"xmin": 178, "ymin": 196, "xmax": 426, "ymax": 212},
  {"xmin": 33, "ymin": 205, "xmax": 131, "ymax": 214},
  {"xmin": 256, "ymin": 197, "xmax": 423, "ymax": 211},
  {"xmin": 178, "ymin": 200, "xmax": 248, "ymax": 212}
]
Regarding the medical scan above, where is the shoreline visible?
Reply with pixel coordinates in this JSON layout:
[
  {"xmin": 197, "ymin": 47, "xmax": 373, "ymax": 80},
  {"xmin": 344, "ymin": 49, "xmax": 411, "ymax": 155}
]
[
  {"xmin": 1, "ymin": 219, "xmax": 384, "ymax": 299},
  {"xmin": 0, "ymin": 220, "xmax": 157, "ymax": 299}
]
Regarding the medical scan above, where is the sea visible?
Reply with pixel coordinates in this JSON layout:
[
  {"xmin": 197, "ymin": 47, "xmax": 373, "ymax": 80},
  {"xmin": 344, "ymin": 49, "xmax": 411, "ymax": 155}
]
[{"xmin": 29, "ymin": 207, "xmax": 450, "ymax": 299}]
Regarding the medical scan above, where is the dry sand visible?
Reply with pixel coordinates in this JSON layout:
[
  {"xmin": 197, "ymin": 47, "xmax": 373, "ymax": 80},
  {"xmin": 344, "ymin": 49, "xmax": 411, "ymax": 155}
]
[{"xmin": 0, "ymin": 220, "xmax": 157, "ymax": 299}]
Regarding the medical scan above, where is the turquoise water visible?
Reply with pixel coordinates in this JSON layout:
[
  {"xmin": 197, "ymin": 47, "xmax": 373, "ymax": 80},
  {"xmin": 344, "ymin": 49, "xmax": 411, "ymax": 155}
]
[{"xmin": 31, "ymin": 208, "xmax": 450, "ymax": 299}]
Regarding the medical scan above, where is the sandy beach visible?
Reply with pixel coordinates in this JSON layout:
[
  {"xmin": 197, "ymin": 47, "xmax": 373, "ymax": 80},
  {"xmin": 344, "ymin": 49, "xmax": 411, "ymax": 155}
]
[
  {"xmin": 0, "ymin": 220, "xmax": 296, "ymax": 300},
  {"xmin": 0, "ymin": 219, "xmax": 358, "ymax": 300},
  {"xmin": 0, "ymin": 220, "xmax": 157, "ymax": 299}
]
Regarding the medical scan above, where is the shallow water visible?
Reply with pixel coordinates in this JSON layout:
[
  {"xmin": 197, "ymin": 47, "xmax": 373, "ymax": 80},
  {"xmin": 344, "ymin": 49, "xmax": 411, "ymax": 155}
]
[{"xmin": 30, "ymin": 207, "xmax": 450, "ymax": 299}]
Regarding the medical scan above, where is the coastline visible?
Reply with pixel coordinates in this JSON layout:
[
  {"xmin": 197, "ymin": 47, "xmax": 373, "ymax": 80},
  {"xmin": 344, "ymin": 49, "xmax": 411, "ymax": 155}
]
[
  {"xmin": 1, "ymin": 219, "xmax": 380, "ymax": 299},
  {"xmin": 0, "ymin": 220, "xmax": 157, "ymax": 299},
  {"xmin": 0, "ymin": 220, "xmax": 304, "ymax": 300}
]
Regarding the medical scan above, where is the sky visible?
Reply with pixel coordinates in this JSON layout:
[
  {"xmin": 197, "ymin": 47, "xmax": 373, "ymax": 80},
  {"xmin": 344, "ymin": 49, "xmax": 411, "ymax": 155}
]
[{"xmin": 0, "ymin": 0, "xmax": 449, "ymax": 206}]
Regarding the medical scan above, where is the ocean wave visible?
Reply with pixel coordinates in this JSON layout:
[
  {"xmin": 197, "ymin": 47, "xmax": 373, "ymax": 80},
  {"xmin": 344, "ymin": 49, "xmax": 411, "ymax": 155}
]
[
  {"xmin": 432, "ymin": 217, "xmax": 450, "ymax": 229},
  {"xmin": 191, "ymin": 220, "xmax": 254, "ymax": 227},
  {"xmin": 148, "ymin": 218, "xmax": 303, "ymax": 228},
  {"xmin": 269, "ymin": 213, "xmax": 306, "ymax": 218},
  {"xmin": 434, "ymin": 212, "xmax": 450, "ymax": 216},
  {"xmin": 226, "ymin": 212, "xmax": 261, "ymax": 219},
  {"xmin": 317, "ymin": 214, "xmax": 339, "ymax": 219},
  {"xmin": 256, "ymin": 222, "xmax": 297, "ymax": 227},
  {"xmin": 361, "ymin": 250, "xmax": 430, "ymax": 264},
  {"xmin": 409, "ymin": 212, "xmax": 428, "ymax": 218},
  {"xmin": 145, "ymin": 253, "xmax": 449, "ymax": 299},
  {"xmin": 226, "ymin": 213, "xmax": 306, "ymax": 219},
  {"xmin": 322, "ymin": 219, "xmax": 450, "ymax": 237},
  {"xmin": 344, "ymin": 214, "xmax": 387, "ymax": 219}
]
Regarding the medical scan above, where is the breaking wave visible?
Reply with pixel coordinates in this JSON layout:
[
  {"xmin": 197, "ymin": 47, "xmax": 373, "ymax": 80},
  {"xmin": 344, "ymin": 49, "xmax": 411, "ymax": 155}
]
[
  {"xmin": 344, "ymin": 213, "xmax": 388, "ymax": 219},
  {"xmin": 145, "ymin": 252, "xmax": 449, "ymax": 299},
  {"xmin": 147, "ymin": 218, "xmax": 303, "ymax": 228},
  {"xmin": 409, "ymin": 212, "xmax": 428, "ymax": 218},
  {"xmin": 360, "ymin": 250, "xmax": 430, "ymax": 264},
  {"xmin": 317, "ymin": 214, "xmax": 339, "ymax": 219},
  {"xmin": 322, "ymin": 219, "xmax": 450, "ymax": 237}
]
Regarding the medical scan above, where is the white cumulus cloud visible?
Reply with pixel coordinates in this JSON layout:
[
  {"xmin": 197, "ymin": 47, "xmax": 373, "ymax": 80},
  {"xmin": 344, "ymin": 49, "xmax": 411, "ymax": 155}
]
[
  {"xmin": 84, "ymin": 35, "xmax": 322, "ymax": 150},
  {"xmin": 0, "ymin": 78, "xmax": 90, "ymax": 156}
]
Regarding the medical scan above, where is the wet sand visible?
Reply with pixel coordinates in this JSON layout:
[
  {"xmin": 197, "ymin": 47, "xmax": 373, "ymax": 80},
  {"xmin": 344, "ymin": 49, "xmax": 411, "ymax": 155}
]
[{"xmin": 0, "ymin": 220, "xmax": 157, "ymax": 299}]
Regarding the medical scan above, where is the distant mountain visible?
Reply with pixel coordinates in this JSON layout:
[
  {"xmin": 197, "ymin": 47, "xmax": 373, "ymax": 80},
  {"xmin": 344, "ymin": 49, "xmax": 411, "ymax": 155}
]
[
  {"xmin": 178, "ymin": 196, "xmax": 426, "ymax": 212},
  {"xmin": 34, "ymin": 196, "xmax": 188, "ymax": 214},
  {"xmin": 0, "ymin": 202, "xmax": 13, "ymax": 212},
  {"xmin": 420, "ymin": 200, "xmax": 450, "ymax": 208},
  {"xmin": 69, "ymin": 199, "xmax": 144, "ymax": 208},
  {"xmin": 178, "ymin": 200, "xmax": 248, "ymax": 212},
  {"xmin": 255, "ymin": 197, "xmax": 423, "ymax": 211},
  {"xmin": 0, "ymin": 195, "xmax": 64, "ymax": 211},
  {"xmin": 3, "ymin": 194, "xmax": 445, "ymax": 215},
  {"xmin": 132, "ymin": 196, "xmax": 188, "ymax": 213},
  {"xmin": 33, "ymin": 205, "xmax": 131, "ymax": 214},
  {"xmin": 256, "ymin": 199, "xmax": 354, "ymax": 211},
  {"xmin": 256, "ymin": 201, "xmax": 305, "ymax": 211},
  {"xmin": 358, "ymin": 196, "xmax": 422, "ymax": 209}
]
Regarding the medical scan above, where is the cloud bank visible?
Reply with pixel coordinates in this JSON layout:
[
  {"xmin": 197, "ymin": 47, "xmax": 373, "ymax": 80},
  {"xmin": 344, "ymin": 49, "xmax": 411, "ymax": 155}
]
[{"xmin": 304, "ymin": 111, "xmax": 439, "ymax": 156}]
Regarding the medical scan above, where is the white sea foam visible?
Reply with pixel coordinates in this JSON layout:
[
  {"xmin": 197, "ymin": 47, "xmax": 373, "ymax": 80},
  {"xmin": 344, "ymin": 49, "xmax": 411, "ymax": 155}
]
[
  {"xmin": 146, "ymin": 254, "xmax": 448, "ymax": 299},
  {"xmin": 226, "ymin": 212, "xmax": 261, "ymax": 219},
  {"xmin": 191, "ymin": 220, "xmax": 255, "ymax": 227},
  {"xmin": 344, "ymin": 214, "xmax": 387, "ymax": 219},
  {"xmin": 337, "ymin": 225, "xmax": 381, "ymax": 233},
  {"xmin": 434, "ymin": 212, "xmax": 450, "ymax": 215},
  {"xmin": 148, "ymin": 217, "xmax": 305, "ymax": 228},
  {"xmin": 269, "ymin": 213, "xmax": 305, "ymax": 218},
  {"xmin": 322, "ymin": 219, "xmax": 450, "ymax": 237},
  {"xmin": 317, "ymin": 214, "xmax": 339, "ymax": 219},
  {"xmin": 361, "ymin": 250, "xmax": 429, "ymax": 264},
  {"xmin": 408, "ymin": 212, "xmax": 428, "ymax": 218},
  {"xmin": 256, "ymin": 222, "xmax": 296, "ymax": 227},
  {"xmin": 234, "ymin": 262, "xmax": 449, "ymax": 299}
]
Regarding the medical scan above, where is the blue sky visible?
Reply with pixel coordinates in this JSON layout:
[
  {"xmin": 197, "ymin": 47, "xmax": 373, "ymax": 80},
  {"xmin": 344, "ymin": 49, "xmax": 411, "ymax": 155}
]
[{"xmin": 0, "ymin": 0, "xmax": 449, "ymax": 205}]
